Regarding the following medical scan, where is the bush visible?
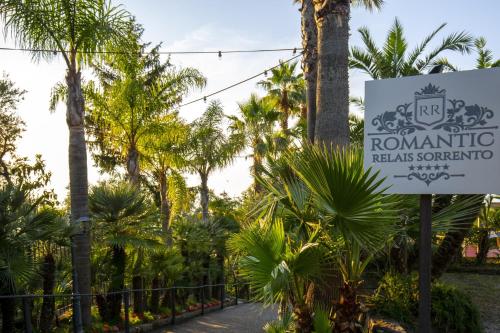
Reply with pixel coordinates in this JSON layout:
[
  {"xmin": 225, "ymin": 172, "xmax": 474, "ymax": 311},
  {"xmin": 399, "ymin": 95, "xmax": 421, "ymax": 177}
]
[
  {"xmin": 370, "ymin": 272, "xmax": 417, "ymax": 324},
  {"xmin": 431, "ymin": 282, "xmax": 482, "ymax": 333},
  {"xmin": 370, "ymin": 273, "xmax": 482, "ymax": 333}
]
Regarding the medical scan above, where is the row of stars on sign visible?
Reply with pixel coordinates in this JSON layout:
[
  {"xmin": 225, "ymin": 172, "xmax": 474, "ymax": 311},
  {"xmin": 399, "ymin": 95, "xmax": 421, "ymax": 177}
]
[{"xmin": 408, "ymin": 164, "xmax": 450, "ymax": 171}]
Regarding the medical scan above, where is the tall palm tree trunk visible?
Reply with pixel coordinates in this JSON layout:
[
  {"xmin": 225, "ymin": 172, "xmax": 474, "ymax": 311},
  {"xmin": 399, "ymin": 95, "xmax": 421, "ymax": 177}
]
[
  {"xmin": 200, "ymin": 172, "xmax": 209, "ymax": 222},
  {"xmin": 252, "ymin": 142, "xmax": 263, "ymax": 193},
  {"xmin": 431, "ymin": 194, "xmax": 483, "ymax": 279},
  {"xmin": 300, "ymin": 0, "xmax": 318, "ymax": 143},
  {"xmin": 159, "ymin": 173, "xmax": 172, "ymax": 246},
  {"xmin": 150, "ymin": 276, "xmax": 160, "ymax": 313},
  {"xmin": 66, "ymin": 64, "xmax": 92, "ymax": 328},
  {"xmin": 313, "ymin": 0, "xmax": 350, "ymax": 147},
  {"xmin": 40, "ymin": 253, "xmax": 56, "ymax": 333},
  {"xmin": 127, "ymin": 145, "xmax": 140, "ymax": 185},
  {"xmin": 280, "ymin": 92, "xmax": 290, "ymax": 132},
  {"xmin": 107, "ymin": 246, "xmax": 125, "ymax": 323},
  {"xmin": 132, "ymin": 276, "xmax": 144, "ymax": 314}
]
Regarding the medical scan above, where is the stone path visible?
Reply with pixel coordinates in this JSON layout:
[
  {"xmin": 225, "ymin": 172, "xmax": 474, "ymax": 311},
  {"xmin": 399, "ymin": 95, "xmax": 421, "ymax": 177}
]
[{"xmin": 159, "ymin": 303, "xmax": 277, "ymax": 333}]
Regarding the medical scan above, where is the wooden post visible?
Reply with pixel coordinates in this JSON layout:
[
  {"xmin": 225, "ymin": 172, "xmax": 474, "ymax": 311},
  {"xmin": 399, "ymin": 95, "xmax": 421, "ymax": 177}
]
[{"xmin": 418, "ymin": 194, "xmax": 432, "ymax": 332}]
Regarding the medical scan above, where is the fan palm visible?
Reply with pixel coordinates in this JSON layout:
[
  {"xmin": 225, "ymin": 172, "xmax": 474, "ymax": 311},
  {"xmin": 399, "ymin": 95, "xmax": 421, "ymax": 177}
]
[
  {"xmin": 258, "ymin": 61, "xmax": 304, "ymax": 133},
  {"xmin": 0, "ymin": 0, "xmax": 132, "ymax": 326},
  {"xmin": 187, "ymin": 101, "xmax": 244, "ymax": 221},
  {"xmin": 230, "ymin": 220, "xmax": 326, "ymax": 333},
  {"xmin": 0, "ymin": 186, "xmax": 62, "ymax": 333},
  {"xmin": 89, "ymin": 181, "xmax": 159, "ymax": 323},
  {"xmin": 312, "ymin": 0, "xmax": 384, "ymax": 146},
  {"xmin": 229, "ymin": 94, "xmax": 279, "ymax": 192},
  {"xmin": 237, "ymin": 144, "xmax": 399, "ymax": 332},
  {"xmin": 349, "ymin": 18, "xmax": 473, "ymax": 78}
]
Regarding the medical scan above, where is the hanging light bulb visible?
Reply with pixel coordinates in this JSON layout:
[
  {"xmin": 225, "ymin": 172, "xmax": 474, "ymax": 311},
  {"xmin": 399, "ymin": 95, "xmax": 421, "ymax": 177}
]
[
  {"xmin": 293, "ymin": 47, "xmax": 297, "ymax": 54},
  {"xmin": 203, "ymin": 96, "xmax": 207, "ymax": 103},
  {"xmin": 264, "ymin": 70, "xmax": 268, "ymax": 77},
  {"xmin": 53, "ymin": 50, "xmax": 57, "ymax": 56},
  {"xmin": 218, "ymin": 50, "xmax": 222, "ymax": 59}
]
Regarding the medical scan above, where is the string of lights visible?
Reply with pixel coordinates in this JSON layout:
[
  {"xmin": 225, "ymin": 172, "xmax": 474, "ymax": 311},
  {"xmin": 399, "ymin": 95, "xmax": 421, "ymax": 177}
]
[
  {"xmin": 178, "ymin": 52, "xmax": 303, "ymax": 108},
  {"xmin": 0, "ymin": 45, "xmax": 301, "ymax": 56}
]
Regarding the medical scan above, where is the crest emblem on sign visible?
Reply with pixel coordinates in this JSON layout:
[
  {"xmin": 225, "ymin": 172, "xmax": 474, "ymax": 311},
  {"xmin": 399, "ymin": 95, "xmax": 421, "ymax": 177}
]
[{"xmin": 414, "ymin": 84, "xmax": 446, "ymax": 126}]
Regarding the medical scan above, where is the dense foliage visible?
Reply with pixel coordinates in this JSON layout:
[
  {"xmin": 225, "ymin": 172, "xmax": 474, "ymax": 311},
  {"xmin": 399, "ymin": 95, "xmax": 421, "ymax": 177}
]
[{"xmin": 371, "ymin": 273, "xmax": 483, "ymax": 333}]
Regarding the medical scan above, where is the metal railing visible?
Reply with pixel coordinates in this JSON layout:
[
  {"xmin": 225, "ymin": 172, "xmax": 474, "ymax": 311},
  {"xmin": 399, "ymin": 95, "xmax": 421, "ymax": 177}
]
[{"xmin": 0, "ymin": 282, "xmax": 251, "ymax": 333}]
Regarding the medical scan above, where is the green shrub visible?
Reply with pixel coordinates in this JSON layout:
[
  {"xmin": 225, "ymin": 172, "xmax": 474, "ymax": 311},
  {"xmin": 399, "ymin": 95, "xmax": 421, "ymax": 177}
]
[
  {"xmin": 370, "ymin": 273, "xmax": 483, "ymax": 333},
  {"xmin": 431, "ymin": 282, "xmax": 482, "ymax": 333},
  {"xmin": 370, "ymin": 272, "xmax": 417, "ymax": 323}
]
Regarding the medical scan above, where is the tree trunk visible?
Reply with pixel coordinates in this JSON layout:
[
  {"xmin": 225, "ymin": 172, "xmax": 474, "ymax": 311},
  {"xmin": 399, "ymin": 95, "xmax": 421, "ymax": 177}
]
[
  {"xmin": 66, "ymin": 65, "xmax": 92, "ymax": 329},
  {"xmin": 40, "ymin": 253, "xmax": 56, "ymax": 333},
  {"xmin": 293, "ymin": 303, "xmax": 314, "ymax": 333},
  {"xmin": 150, "ymin": 276, "xmax": 160, "ymax": 313},
  {"xmin": 431, "ymin": 194, "xmax": 484, "ymax": 279},
  {"xmin": 408, "ymin": 195, "xmax": 454, "ymax": 271},
  {"xmin": 300, "ymin": 0, "xmax": 318, "ymax": 143},
  {"xmin": 126, "ymin": 145, "xmax": 140, "ymax": 185},
  {"xmin": 106, "ymin": 246, "xmax": 125, "ymax": 323},
  {"xmin": 252, "ymin": 143, "xmax": 263, "ymax": 193},
  {"xmin": 313, "ymin": 0, "xmax": 350, "ymax": 148},
  {"xmin": 132, "ymin": 276, "xmax": 144, "ymax": 314},
  {"xmin": 0, "ymin": 297, "xmax": 15, "ymax": 333},
  {"xmin": 159, "ymin": 172, "xmax": 172, "ymax": 246},
  {"xmin": 280, "ymin": 91, "xmax": 289, "ymax": 132},
  {"xmin": 200, "ymin": 172, "xmax": 209, "ymax": 222},
  {"xmin": 331, "ymin": 281, "xmax": 364, "ymax": 333},
  {"xmin": 476, "ymin": 229, "xmax": 489, "ymax": 265}
]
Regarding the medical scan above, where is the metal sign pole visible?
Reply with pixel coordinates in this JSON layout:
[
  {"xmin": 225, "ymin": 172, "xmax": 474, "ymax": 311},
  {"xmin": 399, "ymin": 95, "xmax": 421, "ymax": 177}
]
[{"xmin": 418, "ymin": 194, "xmax": 432, "ymax": 332}]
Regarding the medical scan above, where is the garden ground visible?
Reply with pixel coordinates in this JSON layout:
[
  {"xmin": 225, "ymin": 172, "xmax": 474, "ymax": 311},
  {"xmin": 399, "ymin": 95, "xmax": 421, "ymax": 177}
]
[{"xmin": 441, "ymin": 273, "xmax": 500, "ymax": 333}]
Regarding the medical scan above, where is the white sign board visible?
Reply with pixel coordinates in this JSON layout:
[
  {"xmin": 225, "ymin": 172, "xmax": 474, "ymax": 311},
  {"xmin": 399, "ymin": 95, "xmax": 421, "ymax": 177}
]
[{"xmin": 364, "ymin": 68, "xmax": 500, "ymax": 194}]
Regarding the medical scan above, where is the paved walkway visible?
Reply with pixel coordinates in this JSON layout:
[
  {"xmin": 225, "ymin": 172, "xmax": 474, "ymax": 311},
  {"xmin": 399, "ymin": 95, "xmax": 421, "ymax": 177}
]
[{"xmin": 160, "ymin": 303, "xmax": 277, "ymax": 333}]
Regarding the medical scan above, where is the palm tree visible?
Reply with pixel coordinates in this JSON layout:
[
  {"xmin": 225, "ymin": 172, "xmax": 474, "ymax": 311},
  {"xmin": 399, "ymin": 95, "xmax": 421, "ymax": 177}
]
[
  {"xmin": 312, "ymin": 0, "xmax": 384, "ymax": 147},
  {"xmin": 85, "ymin": 37, "xmax": 206, "ymax": 185},
  {"xmin": 474, "ymin": 37, "xmax": 500, "ymax": 69},
  {"xmin": 258, "ymin": 61, "xmax": 303, "ymax": 133},
  {"xmin": 0, "ymin": 186, "xmax": 62, "ymax": 333},
  {"xmin": 294, "ymin": 0, "xmax": 318, "ymax": 143},
  {"xmin": 89, "ymin": 181, "xmax": 158, "ymax": 323},
  {"xmin": 349, "ymin": 18, "xmax": 473, "ymax": 78},
  {"xmin": 141, "ymin": 115, "xmax": 190, "ymax": 245},
  {"xmin": 236, "ymin": 144, "xmax": 399, "ymax": 332},
  {"xmin": 230, "ymin": 220, "xmax": 326, "ymax": 332},
  {"xmin": 229, "ymin": 94, "xmax": 279, "ymax": 192},
  {"xmin": 0, "ymin": 1, "xmax": 132, "ymax": 326},
  {"xmin": 187, "ymin": 101, "xmax": 244, "ymax": 221},
  {"xmin": 475, "ymin": 195, "xmax": 500, "ymax": 265}
]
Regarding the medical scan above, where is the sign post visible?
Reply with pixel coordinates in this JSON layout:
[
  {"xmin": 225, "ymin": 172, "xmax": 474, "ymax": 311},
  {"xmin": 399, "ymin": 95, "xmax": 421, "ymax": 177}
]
[
  {"xmin": 418, "ymin": 194, "xmax": 432, "ymax": 332},
  {"xmin": 364, "ymin": 68, "xmax": 500, "ymax": 332}
]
